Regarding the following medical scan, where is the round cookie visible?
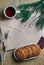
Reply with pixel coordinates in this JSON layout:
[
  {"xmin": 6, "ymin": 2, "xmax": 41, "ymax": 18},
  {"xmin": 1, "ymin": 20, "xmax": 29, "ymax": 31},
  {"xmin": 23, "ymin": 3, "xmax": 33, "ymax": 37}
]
[
  {"xmin": 22, "ymin": 47, "xmax": 28, "ymax": 58},
  {"xmin": 15, "ymin": 48, "xmax": 26, "ymax": 60},
  {"xmin": 25, "ymin": 46, "xmax": 32, "ymax": 57},
  {"xmin": 29, "ymin": 45, "xmax": 37, "ymax": 56},
  {"xmin": 32, "ymin": 44, "xmax": 41, "ymax": 56}
]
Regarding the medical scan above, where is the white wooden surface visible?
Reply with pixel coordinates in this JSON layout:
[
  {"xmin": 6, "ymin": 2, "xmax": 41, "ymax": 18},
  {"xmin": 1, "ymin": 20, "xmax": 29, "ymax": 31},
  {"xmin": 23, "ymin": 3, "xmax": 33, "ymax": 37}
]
[{"xmin": 0, "ymin": 12, "xmax": 44, "ymax": 51}]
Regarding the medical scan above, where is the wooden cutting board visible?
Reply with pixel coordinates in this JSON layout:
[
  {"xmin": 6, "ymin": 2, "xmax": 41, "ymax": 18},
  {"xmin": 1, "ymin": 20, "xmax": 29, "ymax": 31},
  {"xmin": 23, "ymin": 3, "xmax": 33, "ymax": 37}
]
[
  {"xmin": 0, "ymin": 12, "xmax": 44, "ymax": 51},
  {"xmin": 0, "ymin": 0, "xmax": 44, "ymax": 51}
]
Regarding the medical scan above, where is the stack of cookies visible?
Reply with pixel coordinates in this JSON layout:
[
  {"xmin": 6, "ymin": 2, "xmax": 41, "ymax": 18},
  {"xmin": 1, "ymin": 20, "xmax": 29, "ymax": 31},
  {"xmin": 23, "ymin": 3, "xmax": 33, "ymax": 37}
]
[{"xmin": 15, "ymin": 44, "xmax": 41, "ymax": 60}]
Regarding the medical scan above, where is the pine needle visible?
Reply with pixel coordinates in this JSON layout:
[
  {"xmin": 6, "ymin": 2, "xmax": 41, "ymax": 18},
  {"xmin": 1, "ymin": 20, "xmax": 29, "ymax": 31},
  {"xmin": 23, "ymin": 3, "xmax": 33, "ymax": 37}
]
[{"xmin": 18, "ymin": 1, "xmax": 41, "ymax": 10}]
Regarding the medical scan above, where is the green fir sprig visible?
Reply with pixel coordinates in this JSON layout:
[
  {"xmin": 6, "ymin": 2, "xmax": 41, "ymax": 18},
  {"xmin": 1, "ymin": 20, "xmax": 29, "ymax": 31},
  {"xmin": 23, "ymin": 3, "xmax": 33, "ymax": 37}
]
[{"xmin": 15, "ymin": 0, "xmax": 44, "ymax": 29}]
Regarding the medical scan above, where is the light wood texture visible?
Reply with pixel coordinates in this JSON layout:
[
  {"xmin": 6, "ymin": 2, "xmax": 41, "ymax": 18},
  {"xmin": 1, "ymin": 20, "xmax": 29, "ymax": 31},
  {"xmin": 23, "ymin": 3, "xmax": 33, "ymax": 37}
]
[
  {"xmin": 0, "ymin": 0, "xmax": 44, "ymax": 65},
  {"xmin": 0, "ymin": 49, "xmax": 44, "ymax": 65},
  {"xmin": 0, "ymin": 0, "xmax": 43, "ymax": 51},
  {"xmin": 0, "ymin": 15, "xmax": 44, "ymax": 50},
  {"xmin": 0, "ymin": 0, "xmax": 39, "ymax": 16}
]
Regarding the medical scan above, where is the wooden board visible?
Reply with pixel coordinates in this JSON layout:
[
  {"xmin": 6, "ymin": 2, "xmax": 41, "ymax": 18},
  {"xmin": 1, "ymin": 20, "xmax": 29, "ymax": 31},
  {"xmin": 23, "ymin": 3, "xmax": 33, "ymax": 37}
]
[{"xmin": 0, "ymin": 13, "xmax": 44, "ymax": 50}]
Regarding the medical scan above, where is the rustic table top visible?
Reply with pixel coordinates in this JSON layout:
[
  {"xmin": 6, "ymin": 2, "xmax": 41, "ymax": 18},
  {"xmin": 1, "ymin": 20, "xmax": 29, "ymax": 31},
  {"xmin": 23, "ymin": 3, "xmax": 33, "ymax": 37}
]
[
  {"xmin": 0, "ymin": 0, "xmax": 44, "ymax": 65},
  {"xmin": 0, "ymin": 49, "xmax": 44, "ymax": 65}
]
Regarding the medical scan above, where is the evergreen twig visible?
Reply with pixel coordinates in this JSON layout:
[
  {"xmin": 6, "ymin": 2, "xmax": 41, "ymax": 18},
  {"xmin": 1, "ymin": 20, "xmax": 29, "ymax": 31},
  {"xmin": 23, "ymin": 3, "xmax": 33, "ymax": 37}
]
[{"xmin": 15, "ymin": 0, "xmax": 44, "ymax": 29}]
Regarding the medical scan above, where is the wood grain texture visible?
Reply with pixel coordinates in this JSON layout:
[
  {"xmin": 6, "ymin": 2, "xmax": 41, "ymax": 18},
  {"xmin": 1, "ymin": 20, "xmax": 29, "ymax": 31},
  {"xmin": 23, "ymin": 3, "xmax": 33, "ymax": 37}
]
[
  {"xmin": 0, "ymin": 0, "xmax": 44, "ymax": 65},
  {"xmin": 0, "ymin": 0, "xmax": 39, "ymax": 18},
  {"xmin": 0, "ymin": 0, "xmax": 39, "ymax": 13},
  {"xmin": 0, "ymin": 49, "xmax": 44, "ymax": 65}
]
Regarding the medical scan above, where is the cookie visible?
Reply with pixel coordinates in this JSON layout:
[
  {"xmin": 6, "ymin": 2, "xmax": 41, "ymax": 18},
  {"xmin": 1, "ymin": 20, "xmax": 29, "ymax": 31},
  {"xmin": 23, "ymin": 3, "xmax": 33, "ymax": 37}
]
[
  {"xmin": 25, "ymin": 46, "xmax": 32, "ymax": 57},
  {"xmin": 22, "ymin": 47, "xmax": 28, "ymax": 58},
  {"xmin": 29, "ymin": 45, "xmax": 37, "ymax": 56},
  {"xmin": 33, "ymin": 44, "xmax": 41, "ymax": 56},
  {"xmin": 15, "ymin": 48, "xmax": 26, "ymax": 60}
]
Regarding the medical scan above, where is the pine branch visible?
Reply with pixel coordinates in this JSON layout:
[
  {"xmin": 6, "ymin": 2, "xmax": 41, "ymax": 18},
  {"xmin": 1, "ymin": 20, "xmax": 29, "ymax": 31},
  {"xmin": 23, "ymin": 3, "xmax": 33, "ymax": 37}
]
[
  {"xmin": 15, "ymin": 0, "xmax": 44, "ymax": 29},
  {"xmin": 18, "ymin": 1, "xmax": 41, "ymax": 10},
  {"xmin": 36, "ymin": 16, "xmax": 44, "ymax": 29},
  {"xmin": 21, "ymin": 11, "xmax": 31, "ymax": 22},
  {"xmin": 15, "ymin": 10, "xmax": 32, "ymax": 22},
  {"xmin": 34, "ymin": 4, "xmax": 42, "ymax": 11}
]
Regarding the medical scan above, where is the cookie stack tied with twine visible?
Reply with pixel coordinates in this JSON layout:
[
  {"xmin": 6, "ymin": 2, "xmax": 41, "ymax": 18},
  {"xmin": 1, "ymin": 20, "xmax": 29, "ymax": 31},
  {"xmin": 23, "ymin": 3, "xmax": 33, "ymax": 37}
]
[{"xmin": 15, "ymin": 37, "xmax": 44, "ymax": 61}]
